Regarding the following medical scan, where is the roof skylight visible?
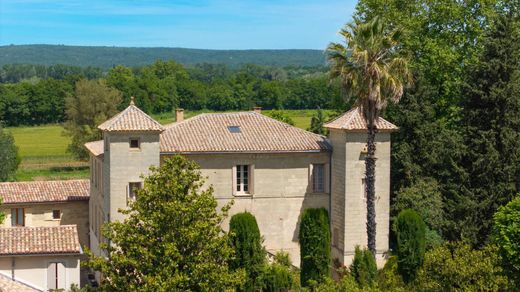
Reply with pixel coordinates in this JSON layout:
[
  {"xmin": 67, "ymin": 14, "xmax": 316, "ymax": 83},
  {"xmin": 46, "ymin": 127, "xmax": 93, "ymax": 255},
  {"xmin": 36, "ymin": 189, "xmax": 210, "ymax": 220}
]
[{"xmin": 228, "ymin": 126, "xmax": 241, "ymax": 133}]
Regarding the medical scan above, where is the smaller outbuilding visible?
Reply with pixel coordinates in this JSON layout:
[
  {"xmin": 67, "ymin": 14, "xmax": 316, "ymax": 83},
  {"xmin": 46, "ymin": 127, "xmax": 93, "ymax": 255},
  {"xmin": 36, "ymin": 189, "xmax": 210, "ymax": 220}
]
[{"xmin": 0, "ymin": 225, "xmax": 82, "ymax": 291}]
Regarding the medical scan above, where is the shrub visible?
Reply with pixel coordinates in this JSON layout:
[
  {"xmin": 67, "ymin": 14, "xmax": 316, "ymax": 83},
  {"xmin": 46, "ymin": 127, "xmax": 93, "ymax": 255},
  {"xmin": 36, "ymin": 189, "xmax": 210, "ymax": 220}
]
[
  {"xmin": 229, "ymin": 212, "xmax": 266, "ymax": 291},
  {"xmin": 415, "ymin": 242, "xmax": 511, "ymax": 291},
  {"xmin": 395, "ymin": 209, "xmax": 426, "ymax": 282},
  {"xmin": 493, "ymin": 194, "xmax": 520, "ymax": 285},
  {"xmin": 260, "ymin": 252, "xmax": 298, "ymax": 292},
  {"xmin": 350, "ymin": 246, "xmax": 377, "ymax": 287},
  {"xmin": 299, "ymin": 208, "xmax": 331, "ymax": 287},
  {"xmin": 377, "ymin": 256, "xmax": 405, "ymax": 291}
]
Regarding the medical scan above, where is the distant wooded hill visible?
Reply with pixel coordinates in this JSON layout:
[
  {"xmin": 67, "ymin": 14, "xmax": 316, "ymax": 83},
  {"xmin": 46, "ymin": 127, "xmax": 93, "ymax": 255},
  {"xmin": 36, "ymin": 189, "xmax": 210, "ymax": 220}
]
[{"xmin": 0, "ymin": 45, "xmax": 326, "ymax": 68}]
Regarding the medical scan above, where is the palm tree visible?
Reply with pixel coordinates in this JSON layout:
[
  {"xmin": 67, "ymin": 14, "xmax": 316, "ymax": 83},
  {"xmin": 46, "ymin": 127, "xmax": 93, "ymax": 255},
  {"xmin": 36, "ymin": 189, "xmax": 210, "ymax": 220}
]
[{"xmin": 326, "ymin": 16, "xmax": 411, "ymax": 255}]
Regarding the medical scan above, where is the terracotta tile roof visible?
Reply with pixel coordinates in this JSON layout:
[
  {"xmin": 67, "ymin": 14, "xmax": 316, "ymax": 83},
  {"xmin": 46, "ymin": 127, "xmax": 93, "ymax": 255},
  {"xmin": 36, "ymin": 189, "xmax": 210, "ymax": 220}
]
[
  {"xmin": 85, "ymin": 140, "xmax": 103, "ymax": 156},
  {"xmin": 160, "ymin": 112, "xmax": 331, "ymax": 153},
  {"xmin": 0, "ymin": 180, "xmax": 89, "ymax": 204},
  {"xmin": 324, "ymin": 108, "xmax": 398, "ymax": 131},
  {"xmin": 98, "ymin": 104, "xmax": 165, "ymax": 132},
  {"xmin": 0, "ymin": 225, "xmax": 81, "ymax": 256},
  {"xmin": 0, "ymin": 274, "xmax": 37, "ymax": 292}
]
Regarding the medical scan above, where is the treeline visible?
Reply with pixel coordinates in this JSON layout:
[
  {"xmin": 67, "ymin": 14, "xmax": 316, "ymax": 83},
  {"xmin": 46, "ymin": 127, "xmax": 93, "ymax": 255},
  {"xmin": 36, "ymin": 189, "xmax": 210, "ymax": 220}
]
[
  {"xmin": 0, "ymin": 45, "xmax": 326, "ymax": 68},
  {"xmin": 0, "ymin": 62, "xmax": 339, "ymax": 126}
]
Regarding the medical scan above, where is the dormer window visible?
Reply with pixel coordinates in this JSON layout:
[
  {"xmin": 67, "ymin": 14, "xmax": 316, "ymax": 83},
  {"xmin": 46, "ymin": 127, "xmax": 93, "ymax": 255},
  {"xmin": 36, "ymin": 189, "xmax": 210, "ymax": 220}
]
[{"xmin": 129, "ymin": 138, "xmax": 140, "ymax": 149}]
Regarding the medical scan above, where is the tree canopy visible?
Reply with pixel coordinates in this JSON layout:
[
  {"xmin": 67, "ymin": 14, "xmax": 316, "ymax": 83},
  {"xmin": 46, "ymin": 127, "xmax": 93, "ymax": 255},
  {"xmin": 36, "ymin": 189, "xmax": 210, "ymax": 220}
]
[{"xmin": 86, "ymin": 156, "xmax": 245, "ymax": 291}]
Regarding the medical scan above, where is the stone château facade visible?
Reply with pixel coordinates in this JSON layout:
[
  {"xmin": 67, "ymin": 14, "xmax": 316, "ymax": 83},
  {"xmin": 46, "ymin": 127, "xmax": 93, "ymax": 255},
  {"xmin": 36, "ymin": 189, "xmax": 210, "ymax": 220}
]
[{"xmin": 85, "ymin": 102, "xmax": 397, "ymax": 268}]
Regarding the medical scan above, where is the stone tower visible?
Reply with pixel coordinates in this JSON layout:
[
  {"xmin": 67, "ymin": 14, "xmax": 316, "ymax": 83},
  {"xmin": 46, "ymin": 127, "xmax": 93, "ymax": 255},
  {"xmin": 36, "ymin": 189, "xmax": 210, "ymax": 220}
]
[
  {"xmin": 98, "ymin": 98, "xmax": 165, "ymax": 223},
  {"xmin": 324, "ymin": 108, "xmax": 397, "ymax": 267}
]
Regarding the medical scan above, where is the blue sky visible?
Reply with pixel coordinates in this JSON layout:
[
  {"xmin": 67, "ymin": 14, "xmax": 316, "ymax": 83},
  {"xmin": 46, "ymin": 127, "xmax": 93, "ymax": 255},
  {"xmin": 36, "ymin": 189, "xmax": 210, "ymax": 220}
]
[{"xmin": 0, "ymin": 0, "xmax": 357, "ymax": 50}]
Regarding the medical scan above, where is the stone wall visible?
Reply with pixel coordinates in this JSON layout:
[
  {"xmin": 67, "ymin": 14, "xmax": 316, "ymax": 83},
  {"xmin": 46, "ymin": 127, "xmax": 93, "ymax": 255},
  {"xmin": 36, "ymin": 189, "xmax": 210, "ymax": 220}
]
[
  {"xmin": 1, "ymin": 201, "xmax": 89, "ymax": 249},
  {"xmin": 163, "ymin": 152, "xmax": 331, "ymax": 266},
  {"xmin": 329, "ymin": 129, "xmax": 391, "ymax": 268}
]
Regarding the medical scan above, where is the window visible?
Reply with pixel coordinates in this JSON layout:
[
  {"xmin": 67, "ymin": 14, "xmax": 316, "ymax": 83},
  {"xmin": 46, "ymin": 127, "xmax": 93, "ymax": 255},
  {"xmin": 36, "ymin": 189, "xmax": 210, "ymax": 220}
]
[
  {"xmin": 52, "ymin": 210, "xmax": 61, "ymax": 219},
  {"xmin": 129, "ymin": 138, "xmax": 140, "ymax": 149},
  {"xmin": 312, "ymin": 164, "xmax": 325, "ymax": 193},
  {"xmin": 236, "ymin": 165, "xmax": 250, "ymax": 194},
  {"xmin": 11, "ymin": 208, "xmax": 24, "ymax": 226},
  {"xmin": 128, "ymin": 182, "xmax": 142, "ymax": 202}
]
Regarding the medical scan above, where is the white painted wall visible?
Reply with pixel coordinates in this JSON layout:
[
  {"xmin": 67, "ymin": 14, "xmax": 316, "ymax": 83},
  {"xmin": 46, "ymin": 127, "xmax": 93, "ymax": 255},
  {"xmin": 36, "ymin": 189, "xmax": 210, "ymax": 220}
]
[{"xmin": 0, "ymin": 255, "xmax": 80, "ymax": 291}]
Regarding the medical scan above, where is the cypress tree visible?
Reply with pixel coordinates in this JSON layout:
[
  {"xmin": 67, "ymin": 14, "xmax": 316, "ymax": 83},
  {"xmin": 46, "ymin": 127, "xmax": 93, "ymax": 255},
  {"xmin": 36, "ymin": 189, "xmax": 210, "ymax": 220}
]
[
  {"xmin": 299, "ymin": 208, "xmax": 331, "ymax": 287},
  {"xmin": 229, "ymin": 212, "xmax": 266, "ymax": 291},
  {"xmin": 350, "ymin": 246, "xmax": 378, "ymax": 287},
  {"xmin": 461, "ymin": 11, "xmax": 520, "ymax": 245},
  {"xmin": 396, "ymin": 209, "xmax": 426, "ymax": 282}
]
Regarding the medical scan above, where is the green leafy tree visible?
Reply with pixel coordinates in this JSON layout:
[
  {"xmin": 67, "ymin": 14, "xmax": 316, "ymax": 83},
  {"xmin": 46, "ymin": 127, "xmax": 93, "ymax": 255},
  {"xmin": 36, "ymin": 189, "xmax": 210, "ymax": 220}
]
[
  {"xmin": 0, "ymin": 126, "xmax": 19, "ymax": 181},
  {"xmin": 299, "ymin": 208, "xmax": 331, "ymax": 287},
  {"xmin": 392, "ymin": 178, "xmax": 445, "ymax": 249},
  {"xmin": 461, "ymin": 12, "xmax": 520, "ymax": 246},
  {"xmin": 0, "ymin": 198, "xmax": 5, "ymax": 224},
  {"xmin": 395, "ymin": 209, "xmax": 426, "ymax": 282},
  {"xmin": 229, "ymin": 212, "xmax": 266, "ymax": 291},
  {"xmin": 493, "ymin": 194, "xmax": 520, "ymax": 285},
  {"xmin": 64, "ymin": 79, "xmax": 122, "ymax": 160},
  {"xmin": 350, "ymin": 246, "xmax": 378, "ymax": 288},
  {"xmin": 260, "ymin": 252, "xmax": 298, "ymax": 292},
  {"xmin": 327, "ymin": 16, "xmax": 411, "ymax": 254},
  {"xmin": 308, "ymin": 108, "xmax": 328, "ymax": 135},
  {"xmin": 85, "ymin": 156, "xmax": 245, "ymax": 291},
  {"xmin": 267, "ymin": 110, "xmax": 295, "ymax": 126},
  {"xmin": 415, "ymin": 242, "xmax": 510, "ymax": 291}
]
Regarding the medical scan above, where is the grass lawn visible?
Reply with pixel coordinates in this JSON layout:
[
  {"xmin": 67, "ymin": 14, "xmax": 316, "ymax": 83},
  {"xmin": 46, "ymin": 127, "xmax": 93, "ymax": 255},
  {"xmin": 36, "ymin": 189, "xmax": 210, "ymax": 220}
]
[{"xmin": 7, "ymin": 109, "xmax": 334, "ymax": 181}]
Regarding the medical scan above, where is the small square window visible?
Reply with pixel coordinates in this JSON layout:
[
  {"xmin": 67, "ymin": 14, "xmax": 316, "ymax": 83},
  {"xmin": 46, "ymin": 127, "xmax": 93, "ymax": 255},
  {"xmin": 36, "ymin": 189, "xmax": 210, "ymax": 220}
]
[
  {"xmin": 52, "ymin": 210, "xmax": 61, "ymax": 219},
  {"xmin": 130, "ymin": 138, "xmax": 140, "ymax": 149}
]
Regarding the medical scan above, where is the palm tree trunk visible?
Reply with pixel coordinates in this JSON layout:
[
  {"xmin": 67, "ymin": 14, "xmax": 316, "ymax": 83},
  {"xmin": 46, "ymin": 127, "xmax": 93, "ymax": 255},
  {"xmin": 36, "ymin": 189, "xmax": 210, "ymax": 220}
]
[{"xmin": 366, "ymin": 124, "xmax": 377, "ymax": 255}]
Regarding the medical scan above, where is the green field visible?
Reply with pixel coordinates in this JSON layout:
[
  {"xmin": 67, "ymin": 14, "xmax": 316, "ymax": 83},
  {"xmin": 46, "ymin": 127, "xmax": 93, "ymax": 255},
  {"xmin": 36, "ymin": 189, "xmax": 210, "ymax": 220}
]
[{"xmin": 8, "ymin": 109, "xmax": 332, "ymax": 181}]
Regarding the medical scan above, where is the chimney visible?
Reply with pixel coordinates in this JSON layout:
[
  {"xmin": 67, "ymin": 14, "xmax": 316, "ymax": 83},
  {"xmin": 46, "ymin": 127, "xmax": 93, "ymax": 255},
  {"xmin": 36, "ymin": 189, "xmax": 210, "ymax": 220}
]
[
  {"xmin": 176, "ymin": 108, "xmax": 184, "ymax": 122},
  {"xmin": 253, "ymin": 107, "xmax": 262, "ymax": 114}
]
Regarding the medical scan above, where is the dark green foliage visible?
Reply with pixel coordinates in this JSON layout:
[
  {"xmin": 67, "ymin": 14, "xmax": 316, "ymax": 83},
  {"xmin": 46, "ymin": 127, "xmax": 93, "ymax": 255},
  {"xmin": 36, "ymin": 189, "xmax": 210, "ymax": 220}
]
[
  {"xmin": 229, "ymin": 212, "xmax": 266, "ymax": 291},
  {"xmin": 0, "ymin": 45, "xmax": 327, "ymax": 69},
  {"xmin": 396, "ymin": 209, "xmax": 426, "ymax": 282},
  {"xmin": 350, "ymin": 246, "xmax": 378, "ymax": 288},
  {"xmin": 460, "ymin": 13, "xmax": 520, "ymax": 246},
  {"xmin": 307, "ymin": 108, "xmax": 328, "ymax": 135},
  {"xmin": 493, "ymin": 194, "xmax": 520, "ymax": 285},
  {"xmin": 0, "ymin": 126, "xmax": 20, "ymax": 181},
  {"xmin": 267, "ymin": 110, "xmax": 295, "ymax": 126},
  {"xmin": 299, "ymin": 208, "xmax": 331, "ymax": 287},
  {"xmin": 392, "ymin": 178, "xmax": 445, "ymax": 250}
]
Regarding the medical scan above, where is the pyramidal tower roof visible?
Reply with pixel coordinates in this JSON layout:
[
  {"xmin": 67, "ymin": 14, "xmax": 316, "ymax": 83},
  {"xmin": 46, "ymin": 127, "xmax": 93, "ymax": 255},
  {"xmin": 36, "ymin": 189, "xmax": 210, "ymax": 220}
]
[
  {"xmin": 98, "ymin": 97, "xmax": 165, "ymax": 132},
  {"xmin": 324, "ymin": 107, "xmax": 398, "ymax": 131}
]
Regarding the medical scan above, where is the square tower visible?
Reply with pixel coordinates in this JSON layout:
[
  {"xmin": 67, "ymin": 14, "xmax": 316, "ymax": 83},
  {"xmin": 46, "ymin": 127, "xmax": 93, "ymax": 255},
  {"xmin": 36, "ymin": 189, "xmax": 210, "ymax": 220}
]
[
  {"xmin": 97, "ymin": 99, "xmax": 164, "ymax": 224},
  {"xmin": 325, "ymin": 108, "xmax": 397, "ymax": 268}
]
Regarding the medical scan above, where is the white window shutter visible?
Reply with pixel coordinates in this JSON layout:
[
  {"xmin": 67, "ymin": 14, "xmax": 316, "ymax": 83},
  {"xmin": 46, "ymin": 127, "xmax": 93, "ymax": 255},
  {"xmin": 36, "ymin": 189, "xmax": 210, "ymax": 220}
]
[
  {"xmin": 232, "ymin": 166, "xmax": 237, "ymax": 196},
  {"xmin": 47, "ymin": 263, "xmax": 56, "ymax": 290},
  {"xmin": 57, "ymin": 262, "xmax": 66, "ymax": 289},
  {"xmin": 249, "ymin": 164, "xmax": 255, "ymax": 195},
  {"xmin": 308, "ymin": 164, "xmax": 314, "ymax": 192}
]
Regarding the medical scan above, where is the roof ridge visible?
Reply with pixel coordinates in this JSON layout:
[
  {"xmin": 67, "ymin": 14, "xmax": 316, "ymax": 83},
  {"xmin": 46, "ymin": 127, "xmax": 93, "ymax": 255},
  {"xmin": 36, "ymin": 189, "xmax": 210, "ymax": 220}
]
[
  {"xmin": 98, "ymin": 104, "xmax": 164, "ymax": 132},
  {"xmin": 256, "ymin": 112, "xmax": 328, "ymax": 139}
]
